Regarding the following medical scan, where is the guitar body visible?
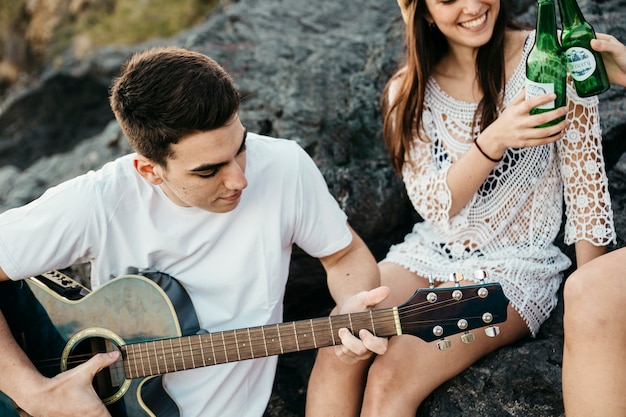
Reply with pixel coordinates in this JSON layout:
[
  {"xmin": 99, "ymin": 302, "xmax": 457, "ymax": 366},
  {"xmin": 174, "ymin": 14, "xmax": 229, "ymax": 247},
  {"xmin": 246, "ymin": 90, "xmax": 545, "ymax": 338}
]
[{"xmin": 0, "ymin": 271, "xmax": 201, "ymax": 417}]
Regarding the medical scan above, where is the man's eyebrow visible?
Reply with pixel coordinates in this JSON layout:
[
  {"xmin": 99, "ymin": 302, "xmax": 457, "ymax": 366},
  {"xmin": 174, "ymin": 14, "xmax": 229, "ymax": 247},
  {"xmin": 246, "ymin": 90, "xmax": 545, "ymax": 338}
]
[{"xmin": 190, "ymin": 128, "xmax": 247, "ymax": 173}]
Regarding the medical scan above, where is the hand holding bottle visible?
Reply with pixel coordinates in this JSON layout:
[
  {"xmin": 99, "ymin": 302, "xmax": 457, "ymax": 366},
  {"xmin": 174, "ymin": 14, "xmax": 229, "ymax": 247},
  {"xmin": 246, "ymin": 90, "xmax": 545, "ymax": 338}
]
[
  {"xmin": 526, "ymin": 0, "xmax": 567, "ymax": 127},
  {"xmin": 557, "ymin": 0, "xmax": 610, "ymax": 96},
  {"xmin": 479, "ymin": 90, "xmax": 567, "ymax": 158},
  {"xmin": 590, "ymin": 33, "xmax": 626, "ymax": 87}
]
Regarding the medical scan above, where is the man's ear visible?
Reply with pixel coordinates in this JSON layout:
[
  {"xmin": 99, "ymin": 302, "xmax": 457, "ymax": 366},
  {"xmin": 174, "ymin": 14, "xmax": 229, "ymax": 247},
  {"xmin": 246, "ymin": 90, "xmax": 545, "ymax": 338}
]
[{"xmin": 133, "ymin": 154, "xmax": 164, "ymax": 185}]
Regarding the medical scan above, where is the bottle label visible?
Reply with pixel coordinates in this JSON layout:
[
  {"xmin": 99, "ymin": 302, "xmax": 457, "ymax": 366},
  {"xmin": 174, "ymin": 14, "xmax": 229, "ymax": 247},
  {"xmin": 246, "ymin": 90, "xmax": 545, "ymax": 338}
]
[
  {"xmin": 525, "ymin": 78, "xmax": 555, "ymax": 109},
  {"xmin": 565, "ymin": 47, "xmax": 597, "ymax": 81}
]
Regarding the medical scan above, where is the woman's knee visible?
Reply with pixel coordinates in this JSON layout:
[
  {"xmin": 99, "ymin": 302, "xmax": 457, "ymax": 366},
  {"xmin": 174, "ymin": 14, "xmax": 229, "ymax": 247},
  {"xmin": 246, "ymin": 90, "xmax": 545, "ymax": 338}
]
[
  {"xmin": 563, "ymin": 270, "xmax": 588, "ymax": 310},
  {"xmin": 365, "ymin": 339, "xmax": 425, "ymax": 395},
  {"xmin": 563, "ymin": 262, "xmax": 622, "ymax": 334}
]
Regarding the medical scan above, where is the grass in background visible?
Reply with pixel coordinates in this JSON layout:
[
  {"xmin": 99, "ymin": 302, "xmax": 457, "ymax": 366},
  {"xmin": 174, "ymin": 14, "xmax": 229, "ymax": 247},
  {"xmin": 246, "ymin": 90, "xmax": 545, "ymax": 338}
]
[{"xmin": 51, "ymin": 0, "xmax": 219, "ymax": 58}]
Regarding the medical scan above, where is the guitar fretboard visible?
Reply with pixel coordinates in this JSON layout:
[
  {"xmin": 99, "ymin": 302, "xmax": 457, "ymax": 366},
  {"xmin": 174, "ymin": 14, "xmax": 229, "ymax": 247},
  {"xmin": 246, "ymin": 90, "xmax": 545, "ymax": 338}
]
[{"xmin": 122, "ymin": 308, "xmax": 399, "ymax": 378}]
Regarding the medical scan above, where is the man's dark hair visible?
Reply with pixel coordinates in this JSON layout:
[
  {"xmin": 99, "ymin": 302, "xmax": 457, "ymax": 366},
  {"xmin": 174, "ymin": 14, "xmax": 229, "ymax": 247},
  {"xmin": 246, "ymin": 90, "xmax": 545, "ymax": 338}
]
[{"xmin": 110, "ymin": 46, "xmax": 240, "ymax": 166}]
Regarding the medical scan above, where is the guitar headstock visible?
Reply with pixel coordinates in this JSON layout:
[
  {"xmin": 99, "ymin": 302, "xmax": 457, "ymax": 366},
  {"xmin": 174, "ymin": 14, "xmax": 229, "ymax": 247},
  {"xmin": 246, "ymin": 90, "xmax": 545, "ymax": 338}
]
[{"xmin": 397, "ymin": 272, "xmax": 508, "ymax": 349}]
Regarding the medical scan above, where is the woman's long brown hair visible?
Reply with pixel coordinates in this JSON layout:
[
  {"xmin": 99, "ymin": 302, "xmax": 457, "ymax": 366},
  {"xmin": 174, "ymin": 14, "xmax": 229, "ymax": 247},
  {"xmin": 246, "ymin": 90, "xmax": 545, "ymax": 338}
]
[{"xmin": 382, "ymin": 0, "xmax": 520, "ymax": 175}]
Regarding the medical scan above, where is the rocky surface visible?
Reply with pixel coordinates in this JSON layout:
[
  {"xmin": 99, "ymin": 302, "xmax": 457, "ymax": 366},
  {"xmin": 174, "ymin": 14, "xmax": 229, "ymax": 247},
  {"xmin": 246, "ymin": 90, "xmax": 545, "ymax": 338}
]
[{"xmin": 1, "ymin": 0, "xmax": 625, "ymax": 415}]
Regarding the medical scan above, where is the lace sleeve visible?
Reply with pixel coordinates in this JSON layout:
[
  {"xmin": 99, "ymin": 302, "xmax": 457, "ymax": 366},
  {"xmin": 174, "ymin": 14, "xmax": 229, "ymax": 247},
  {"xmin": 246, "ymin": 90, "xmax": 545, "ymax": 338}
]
[
  {"xmin": 402, "ymin": 130, "xmax": 453, "ymax": 227},
  {"xmin": 558, "ymin": 83, "xmax": 615, "ymax": 246}
]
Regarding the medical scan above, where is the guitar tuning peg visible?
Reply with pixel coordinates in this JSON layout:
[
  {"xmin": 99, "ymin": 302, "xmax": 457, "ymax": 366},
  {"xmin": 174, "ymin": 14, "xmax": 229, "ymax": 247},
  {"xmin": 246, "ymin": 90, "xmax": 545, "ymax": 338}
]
[
  {"xmin": 473, "ymin": 269, "xmax": 488, "ymax": 283},
  {"xmin": 481, "ymin": 312, "xmax": 501, "ymax": 337},
  {"xmin": 452, "ymin": 288, "xmax": 463, "ymax": 300},
  {"xmin": 433, "ymin": 325, "xmax": 452, "ymax": 350},
  {"xmin": 449, "ymin": 272, "xmax": 464, "ymax": 287},
  {"xmin": 477, "ymin": 287, "xmax": 489, "ymax": 298},
  {"xmin": 437, "ymin": 338, "xmax": 452, "ymax": 351},
  {"xmin": 460, "ymin": 331, "xmax": 475, "ymax": 344},
  {"xmin": 457, "ymin": 319, "xmax": 474, "ymax": 343},
  {"xmin": 485, "ymin": 325, "xmax": 501, "ymax": 338}
]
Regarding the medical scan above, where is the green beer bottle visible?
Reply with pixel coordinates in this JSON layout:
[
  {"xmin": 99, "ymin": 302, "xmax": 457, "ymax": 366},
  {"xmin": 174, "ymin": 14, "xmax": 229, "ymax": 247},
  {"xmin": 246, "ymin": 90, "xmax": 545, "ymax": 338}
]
[
  {"xmin": 557, "ymin": 0, "xmax": 610, "ymax": 97},
  {"xmin": 526, "ymin": 0, "xmax": 567, "ymax": 127}
]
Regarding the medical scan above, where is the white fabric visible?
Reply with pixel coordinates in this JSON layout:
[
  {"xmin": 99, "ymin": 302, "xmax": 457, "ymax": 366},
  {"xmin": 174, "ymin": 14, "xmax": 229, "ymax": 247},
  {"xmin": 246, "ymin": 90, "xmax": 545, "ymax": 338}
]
[
  {"xmin": 0, "ymin": 133, "xmax": 352, "ymax": 417},
  {"xmin": 384, "ymin": 31, "xmax": 615, "ymax": 336}
]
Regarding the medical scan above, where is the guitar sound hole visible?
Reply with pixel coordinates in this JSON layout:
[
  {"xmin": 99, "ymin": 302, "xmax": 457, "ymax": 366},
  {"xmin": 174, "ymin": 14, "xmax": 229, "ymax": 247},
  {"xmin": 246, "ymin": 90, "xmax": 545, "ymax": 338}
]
[{"xmin": 68, "ymin": 337, "xmax": 124, "ymax": 400}]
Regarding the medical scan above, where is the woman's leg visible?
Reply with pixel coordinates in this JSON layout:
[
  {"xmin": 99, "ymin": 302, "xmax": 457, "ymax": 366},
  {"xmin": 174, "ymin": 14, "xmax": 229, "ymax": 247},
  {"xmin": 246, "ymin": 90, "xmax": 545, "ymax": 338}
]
[
  {"xmin": 305, "ymin": 262, "xmax": 430, "ymax": 417},
  {"xmin": 359, "ymin": 263, "xmax": 530, "ymax": 417},
  {"xmin": 562, "ymin": 247, "xmax": 626, "ymax": 417}
]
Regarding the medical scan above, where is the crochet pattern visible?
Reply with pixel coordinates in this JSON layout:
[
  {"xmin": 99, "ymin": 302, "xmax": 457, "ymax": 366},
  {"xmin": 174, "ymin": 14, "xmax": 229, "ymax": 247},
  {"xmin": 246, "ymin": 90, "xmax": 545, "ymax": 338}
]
[{"xmin": 385, "ymin": 31, "xmax": 615, "ymax": 336}]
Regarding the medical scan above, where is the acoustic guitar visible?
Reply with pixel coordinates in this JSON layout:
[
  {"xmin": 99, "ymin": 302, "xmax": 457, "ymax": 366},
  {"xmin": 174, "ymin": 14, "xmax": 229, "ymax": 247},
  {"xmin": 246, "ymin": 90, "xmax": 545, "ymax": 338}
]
[{"xmin": 0, "ymin": 269, "xmax": 508, "ymax": 416}]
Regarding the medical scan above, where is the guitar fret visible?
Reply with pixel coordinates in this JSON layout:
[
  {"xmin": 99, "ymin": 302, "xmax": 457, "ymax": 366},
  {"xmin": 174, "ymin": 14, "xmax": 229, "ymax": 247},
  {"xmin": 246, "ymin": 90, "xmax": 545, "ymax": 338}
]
[
  {"xmin": 261, "ymin": 326, "xmax": 269, "ymax": 356},
  {"xmin": 161, "ymin": 340, "xmax": 169, "ymax": 373},
  {"xmin": 392, "ymin": 307, "xmax": 402, "ymax": 335},
  {"xmin": 168, "ymin": 339, "xmax": 177, "ymax": 371},
  {"xmin": 188, "ymin": 336, "xmax": 196, "ymax": 369},
  {"xmin": 234, "ymin": 330, "xmax": 241, "ymax": 361},
  {"xmin": 260, "ymin": 324, "xmax": 277, "ymax": 356},
  {"xmin": 328, "ymin": 316, "xmax": 335, "ymax": 345},
  {"xmin": 292, "ymin": 322, "xmax": 300, "ymax": 351},
  {"xmin": 120, "ymin": 346, "xmax": 127, "ymax": 376},
  {"xmin": 348, "ymin": 313, "xmax": 354, "ymax": 333},
  {"xmin": 277, "ymin": 324, "xmax": 284, "ymax": 354},
  {"xmin": 122, "ymin": 347, "xmax": 131, "ymax": 378},
  {"xmin": 293, "ymin": 320, "xmax": 315, "ymax": 351},
  {"xmin": 152, "ymin": 341, "xmax": 161, "ymax": 375},
  {"xmin": 177, "ymin": 338, "xmax": 185, "ymax": 370},
  {"xmin": 126, "ymin": 344, "xmax": 133, "ymax": 378},
  {"xmin": 209, "ymin": 333, "xmax": 217, "ymax": 365},
  {"xmin": 221, "ymin": 332, "xmax": 229, "ymax": 363},
  {"xmin": 247, "ymin": 328, "xmax": 254, "ymax": 358},
  {"xmin": 199, "ymin": 335, "xmax": 207, "ymax": 367},
  {"xmin": 230, "ymin": 329, "xmax": 252, "ymax": 361},
  {"xmin": 143, "ymin": 342, "xmax": 153, "ymax": 376},
  {"xmin": 131, "ymin": 344, "xmax": 140, "ymax": 378},
  {"xmin": 138, "ymin": 342, "xmax": 146, "ymax": 377},
  {"xmin": 122, "ymin": 345, "xmax": 133, "ymax": 378},
  {"xmin": 310, "ymin": 319, "xmax": 317, "ymax": 348},
  {"xmin": 369, "ymin": 310, "xmax": 376, "ymax": 336}
]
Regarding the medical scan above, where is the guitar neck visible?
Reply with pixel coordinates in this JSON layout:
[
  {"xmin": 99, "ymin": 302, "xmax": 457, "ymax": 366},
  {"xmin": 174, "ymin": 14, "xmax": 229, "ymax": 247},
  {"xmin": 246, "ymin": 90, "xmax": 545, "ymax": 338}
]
[{"xmin": 122, "ymin": 308, "xmax": 399, "ymax": 378}]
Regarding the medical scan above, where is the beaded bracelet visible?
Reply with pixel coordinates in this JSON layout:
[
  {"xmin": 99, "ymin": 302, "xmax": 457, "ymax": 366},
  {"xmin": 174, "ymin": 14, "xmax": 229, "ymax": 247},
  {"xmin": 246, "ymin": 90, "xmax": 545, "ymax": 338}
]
[{"xmin": 474, "ymin": 140, "xmax": 503, "ymax": 163}]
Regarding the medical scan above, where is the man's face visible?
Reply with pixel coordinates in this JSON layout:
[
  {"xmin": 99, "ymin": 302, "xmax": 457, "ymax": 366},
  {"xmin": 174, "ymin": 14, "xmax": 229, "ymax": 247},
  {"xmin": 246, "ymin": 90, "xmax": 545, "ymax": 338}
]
[{"xmin": 147, "ymin": 115, "xmax": 248, "ymax": 213}]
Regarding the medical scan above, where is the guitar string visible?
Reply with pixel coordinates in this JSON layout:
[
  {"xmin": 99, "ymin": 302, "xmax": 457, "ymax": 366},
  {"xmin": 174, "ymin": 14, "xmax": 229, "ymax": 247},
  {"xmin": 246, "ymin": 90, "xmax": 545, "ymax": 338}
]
[
  {"xmin": 30, "ymin": 292, "xmax": 501, "ymax": 375},
  {"xmin": 31, "ymin": 293, "xmax": 494, "ymax": 373}
]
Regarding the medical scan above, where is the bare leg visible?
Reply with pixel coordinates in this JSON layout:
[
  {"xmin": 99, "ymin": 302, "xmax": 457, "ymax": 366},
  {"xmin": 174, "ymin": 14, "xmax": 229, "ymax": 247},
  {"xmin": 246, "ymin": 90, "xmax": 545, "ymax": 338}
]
[
  {"xmin": 306, "ymin": 262, "xmax": 529, "ymax": 417},
  {"xmin": 562, "ymin": 247, "xmax": 626, "ymax": 417},
  {"xmin": 305, "ymin": 262, "xmax": 429, "ymax": 417},
  {"xmin": 360, "ymin": 263, "xmax": 530, "ymax": 417},
  {"xmin": 305, "ymin": 307, "xmax": 370, "ymax": 417}
]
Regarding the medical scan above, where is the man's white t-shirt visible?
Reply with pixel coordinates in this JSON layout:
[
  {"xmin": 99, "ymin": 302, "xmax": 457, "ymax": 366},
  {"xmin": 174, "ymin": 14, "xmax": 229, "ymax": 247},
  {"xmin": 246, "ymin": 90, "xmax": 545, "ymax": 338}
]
[{"xmin": 0, "ymin": 133, "xmax": 352, "ymax": 417}]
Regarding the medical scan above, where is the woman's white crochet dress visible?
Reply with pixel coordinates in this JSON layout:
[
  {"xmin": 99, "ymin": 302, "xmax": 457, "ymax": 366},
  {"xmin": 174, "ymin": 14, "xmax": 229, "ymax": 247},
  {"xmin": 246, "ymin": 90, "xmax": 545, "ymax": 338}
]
[{"xmin": 384, "ymin": 31, "xmax": 615, "ymax": 336}]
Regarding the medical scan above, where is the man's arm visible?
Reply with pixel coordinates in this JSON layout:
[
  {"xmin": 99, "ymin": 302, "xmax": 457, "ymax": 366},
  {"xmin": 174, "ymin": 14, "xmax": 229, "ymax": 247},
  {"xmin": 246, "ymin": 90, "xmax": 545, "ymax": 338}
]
[
  {"xmin": 318, "ymin": 225, "xmax": 380, "ymax": 305},
  {"xmin": 318, "ymin": 225, "xmax": 389, "ymax": 362},
  {"xmin": 0, "ymin": 266, "xmax": 117, "ymax": 417}
]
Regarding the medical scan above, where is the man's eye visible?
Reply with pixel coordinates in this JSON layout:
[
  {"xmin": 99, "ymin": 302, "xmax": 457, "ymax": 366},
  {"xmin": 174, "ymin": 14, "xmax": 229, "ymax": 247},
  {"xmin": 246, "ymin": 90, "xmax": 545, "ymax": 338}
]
[{"xmin": 197, "ymin": 171, "xmax": 218, "ymax": 178}]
